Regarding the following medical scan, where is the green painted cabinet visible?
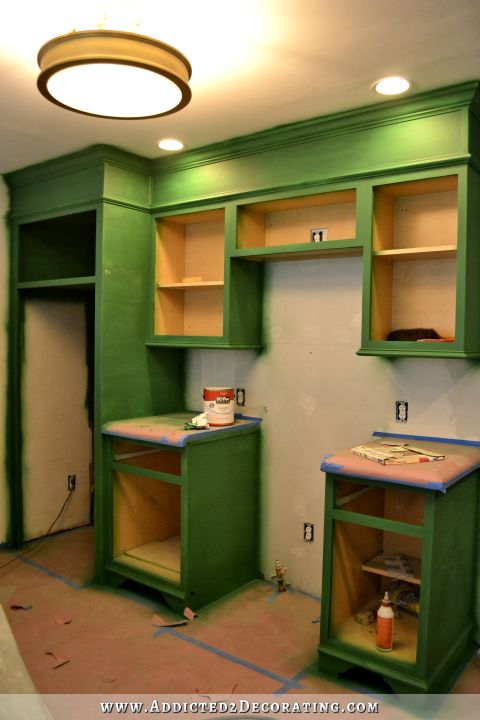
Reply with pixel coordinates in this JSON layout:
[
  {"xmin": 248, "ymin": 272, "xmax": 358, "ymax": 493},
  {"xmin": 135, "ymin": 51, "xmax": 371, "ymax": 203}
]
[
  {"xmin": 98, "ymin": 413, "xmax": 260, "ymax": 611},
  {"xmin": 358, "ymin": 165, "xmax": 480, "ymax": 358},
  {"xmin": 318, "ymin": 440, "xmax": 479, "ymax": 693},
  {"xmin": 147, "ymin": 204, "xmax": 263, "ymax": 348}
]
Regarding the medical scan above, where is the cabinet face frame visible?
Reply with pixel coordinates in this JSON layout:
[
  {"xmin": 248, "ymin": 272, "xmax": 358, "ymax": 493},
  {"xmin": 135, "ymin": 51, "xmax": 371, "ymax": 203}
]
[
  {"xmin": 320, "ymin": 474, "xmax": 435, "ymax": 684},
  {"xmin": 103, "ymin": 436, "xmax": 187, "ymax": 597},
  {"xmin": 359, "ymin": 165, "xmax": 479, "ymax": 358}
]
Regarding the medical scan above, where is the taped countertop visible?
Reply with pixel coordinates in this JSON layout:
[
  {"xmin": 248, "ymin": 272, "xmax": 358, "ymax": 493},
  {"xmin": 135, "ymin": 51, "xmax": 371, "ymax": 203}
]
[
  {"xmin": 320, "ymin": 432, "xmax": 480, "ymax": 492},
  {"xmin": 103, "ymin": 412, "xmax": 261, "ymax": 447}
]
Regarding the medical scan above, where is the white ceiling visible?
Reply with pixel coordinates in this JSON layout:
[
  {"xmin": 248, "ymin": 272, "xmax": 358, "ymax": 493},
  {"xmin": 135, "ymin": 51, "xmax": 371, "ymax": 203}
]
[{"xmin": 1, "ymin": 0, "xmax": 480, "ymax": 175}]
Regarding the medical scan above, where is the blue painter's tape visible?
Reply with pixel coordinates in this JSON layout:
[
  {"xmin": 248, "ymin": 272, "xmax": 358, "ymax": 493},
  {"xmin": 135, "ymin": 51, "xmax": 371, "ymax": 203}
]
[
  {"xmin": 157, "ymin": 628, "xmax": 303, "ymax": 689},
  {"xmin": 373, "ymin": 431, "xmax": 480, "ymax": 447},
  {"xmin": 6, "ymin": 552, "xmax": 89, "ymax": 590},
  {"xmin": 320, "ymin": 461, "xmax": 343, "ymax": 472}
]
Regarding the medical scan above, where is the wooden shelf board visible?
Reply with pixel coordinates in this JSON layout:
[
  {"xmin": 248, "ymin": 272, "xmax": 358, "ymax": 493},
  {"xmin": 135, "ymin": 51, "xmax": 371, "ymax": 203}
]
[
  {"xmin": 361, "ymin": 553, "xmax": 421, "ymax": 586},
  {"xmin": 233, "ymin": 239, "xmax": 363, "ymax": 262},
  {"xmin": 333, "ymin": 600, "xmax": 418, "ymax": 665},
  {"xmin": 17, "ymin": 276, "xmax": 96, "ymax": 289},
  {"xmin": 374, "ymin": 246, "xmax": 456, "ymax": 261},
  {"xmin": 115, "ymin": 536, "xmax": 181, "ymax": 584},
  {"xmin": 157, "ymin": 281, "xmax": 224, "ymax": 289}
]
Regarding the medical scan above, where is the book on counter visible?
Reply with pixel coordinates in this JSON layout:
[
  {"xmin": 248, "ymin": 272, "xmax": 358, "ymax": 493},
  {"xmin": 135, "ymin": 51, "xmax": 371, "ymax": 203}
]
[{"xmin": 351, "ymin": 443, "xmax": 445, "ymax": 465}]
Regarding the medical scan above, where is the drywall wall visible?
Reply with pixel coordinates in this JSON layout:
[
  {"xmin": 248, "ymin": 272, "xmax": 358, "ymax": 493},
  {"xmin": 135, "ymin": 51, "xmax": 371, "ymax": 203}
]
[
  {"xmin": 0, "ymin": 179, "xmax": 7, "ymax": 543},
  {"xmin": 186, "ymin": 256, "xmax": 480, "ymax": 596},
  {"xmin": 22, "ymin": 298, "xmax": 91, "ymax": 539}
]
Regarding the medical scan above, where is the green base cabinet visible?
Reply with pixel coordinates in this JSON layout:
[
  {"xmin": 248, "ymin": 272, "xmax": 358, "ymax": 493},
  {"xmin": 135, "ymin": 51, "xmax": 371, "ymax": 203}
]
[
  {"xmin": 97, "ymin": 414, "xmax": 260, "ymax": 611},
  {"xmin": 318, "ymin": 451, "xmax": 479, "ymax": 693}
]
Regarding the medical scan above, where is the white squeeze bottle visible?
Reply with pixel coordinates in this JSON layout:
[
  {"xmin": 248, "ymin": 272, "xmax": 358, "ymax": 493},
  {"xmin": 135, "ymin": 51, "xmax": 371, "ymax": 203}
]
[{"xmin": 376, "ymin": 591, "xmax": 394, "ymax": 652}]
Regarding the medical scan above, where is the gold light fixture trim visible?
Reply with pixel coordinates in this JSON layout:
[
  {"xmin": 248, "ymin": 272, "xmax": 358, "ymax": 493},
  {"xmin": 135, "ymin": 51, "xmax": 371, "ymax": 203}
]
[{"xmin": 37, "ymin": 29, "xmax": 192, "ymax": 119}]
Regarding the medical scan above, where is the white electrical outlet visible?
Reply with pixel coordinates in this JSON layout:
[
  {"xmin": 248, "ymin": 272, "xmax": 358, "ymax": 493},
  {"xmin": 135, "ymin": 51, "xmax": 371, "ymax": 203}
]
[{"xmin": 395, "ymin": 400, "xmax": 408, "ymax": 422}]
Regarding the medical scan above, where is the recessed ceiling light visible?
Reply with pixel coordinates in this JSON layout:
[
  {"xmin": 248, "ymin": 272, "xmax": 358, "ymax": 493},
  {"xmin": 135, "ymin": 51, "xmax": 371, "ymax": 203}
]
[
  {"xmin": 158, "ymin": 138, "xmax": 184, "ymax": 151},
  {"xmin": 373, "ymin": 76, "xmax": 411, "ymax": 96}
]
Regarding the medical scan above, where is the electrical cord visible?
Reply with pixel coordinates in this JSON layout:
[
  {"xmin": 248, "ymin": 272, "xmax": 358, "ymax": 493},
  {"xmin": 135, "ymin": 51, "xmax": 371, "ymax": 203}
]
[{"xmin": 0, "ymin": 488, "xmax": 74, "ymax": 573}]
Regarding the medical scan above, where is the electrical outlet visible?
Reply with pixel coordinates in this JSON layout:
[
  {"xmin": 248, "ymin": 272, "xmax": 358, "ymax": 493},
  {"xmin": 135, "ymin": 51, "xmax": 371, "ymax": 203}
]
[
  {"xmin": 395, "ymin": 400, "xmax": 408, "ymax": 423},
  {"xmin": 67, "ymin": 474, "xmax": 76, "ymax": 491},
  {"xmin": 303, "ymin": 522, "xmax": 314, "ymax": 543},
  {"xmin": 236, "ymin": 388, "xmax": 245, "ymax": 406}
]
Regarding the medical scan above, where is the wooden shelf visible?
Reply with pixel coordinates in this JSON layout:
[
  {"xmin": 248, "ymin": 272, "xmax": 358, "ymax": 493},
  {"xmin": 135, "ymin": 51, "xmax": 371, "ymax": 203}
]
[
  {"xmin": 373, "ymin": 245, "xmax": 456, "ymax": 261},
  {"xmin": 361, "ymin": 553, "xmax": 421, "ymax": 586},
  {"xmin": 157, "ymin": 280, "xmax": 224, "ymax": 289},
  {"xmin": 17, "ymin": 276, "xmax": 96, "ymax": 290},
  {"xmin": 232, "ymin": 239, "xmax": 363, "ymax": 262}
]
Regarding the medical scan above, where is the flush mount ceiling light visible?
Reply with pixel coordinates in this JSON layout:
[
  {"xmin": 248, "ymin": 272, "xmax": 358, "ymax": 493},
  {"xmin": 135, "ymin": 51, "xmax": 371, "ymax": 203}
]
[
  {"xmin": 37, "ymin": 29, "xmax": 192, "ymax": 119},
  {"xmin": 373, "ymin": 76, "xmax": 411, "ymax": 96}
]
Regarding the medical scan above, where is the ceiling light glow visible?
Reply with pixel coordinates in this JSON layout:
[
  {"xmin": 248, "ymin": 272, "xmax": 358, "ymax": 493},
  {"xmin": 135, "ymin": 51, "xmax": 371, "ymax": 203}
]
[
  {"xmin": 158, "ymin": 138, "xmax": 184, "ymax": 151},
  {"xmin": 373, "ymin": 76, "xmax": 411, "ymax": 96}
]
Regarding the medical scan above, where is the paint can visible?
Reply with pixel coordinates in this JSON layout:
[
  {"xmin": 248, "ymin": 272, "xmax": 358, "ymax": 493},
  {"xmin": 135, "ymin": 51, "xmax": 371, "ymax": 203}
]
[{"xmin": 203, "ymin": 387, "xmax": 235, "ymax": 426}]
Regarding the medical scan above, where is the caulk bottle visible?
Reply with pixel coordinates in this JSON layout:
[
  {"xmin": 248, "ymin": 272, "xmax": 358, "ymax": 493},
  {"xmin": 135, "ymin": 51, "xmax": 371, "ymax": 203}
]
[{"xmin": 376, "ymin": 591, "xmax": 394, "ymax": 652}]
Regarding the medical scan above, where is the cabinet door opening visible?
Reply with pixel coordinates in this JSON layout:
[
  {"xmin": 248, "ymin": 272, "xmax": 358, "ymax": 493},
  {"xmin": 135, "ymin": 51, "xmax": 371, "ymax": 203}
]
[
  {"xmin": 330, "ymin": 519, "xmax": 422, "ymax": 665},
  {"xmin": 238, "ymin": 190, "xmax": 356, "ymax": 250},
  {"xmin": 371, "ymin": 176, "xmax": 458, "ymax": 342},
  {"xmin": 155, "ymin": 209, "xmax": 225, "ymax": 337},
  {"xmin": 113, "ymin": 472, "xmax": 181, "ymax": 585}
]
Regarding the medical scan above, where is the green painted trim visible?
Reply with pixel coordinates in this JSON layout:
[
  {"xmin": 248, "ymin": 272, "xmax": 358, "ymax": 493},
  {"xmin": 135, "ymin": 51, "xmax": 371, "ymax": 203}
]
[
  {"xmin": 356, "ymin": 348, "xmax": 480, "ymax": 359},
  {"xmin": 331, "ymin": 508, "xmax": 424, "ymax": 537},
  {"xmin": 5, "ymin": 217, "xmax": 23, "ymax": 546},
  {"xmin": 17, "ymin": 276, "xmax": 96, "ymax": 290},
  {"xmin": 104, "ymin": 560, "xmax": 183, "ymax": 594},
  {"xmin": 146, "ymin": 340, "xmax": 263, "ymax": 349},
  {"xmin": 110, "ymin": 461, "xmax": 182, "ymax": 486},
  {"xmin": 149, "ymin": 157, "xmax": 472, "ymax": 215},
  {"xmin": 5, "ymin": 145, "xmax": 151, "ymax": 192},
  {"xmin": 152, "ymin": 82, "xmax": 480, "ymax": 176}
]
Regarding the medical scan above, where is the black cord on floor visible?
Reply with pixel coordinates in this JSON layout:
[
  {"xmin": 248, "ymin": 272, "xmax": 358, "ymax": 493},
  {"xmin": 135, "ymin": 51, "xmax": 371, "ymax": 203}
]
[{"xmin": 0, "ymin": 489, "xmax": 74, "ymax": 573}]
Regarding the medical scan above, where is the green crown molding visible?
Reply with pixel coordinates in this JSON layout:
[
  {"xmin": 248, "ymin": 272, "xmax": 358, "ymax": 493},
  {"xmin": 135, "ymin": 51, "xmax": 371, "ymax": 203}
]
[
  {"xmin": 152, "ymin": 82, "xmax": 480, "ymax": 175},
  {"xmin": 5, "ymin": 145, "xmax": 153, "ymax": 219}
]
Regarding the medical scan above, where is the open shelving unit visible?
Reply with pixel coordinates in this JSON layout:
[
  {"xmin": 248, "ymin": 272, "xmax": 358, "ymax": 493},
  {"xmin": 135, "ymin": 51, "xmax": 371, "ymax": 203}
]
[
  {"xmin": 355, "ymin": 170, "xmax": 480, "ymax": 358},
  {"xmin": 154, "ymin": 208, "xmax": 225, "ymax": 337},
  {"xmin": 234, "ymin": 189, "xmax": 360, "ymax": 261},
  {"xmin": 16, "ymin": 210, "xmax": 97, "ymax": 289},
  {"xmin": 371, "ymin": 175, "xmax": 458, "ymax": 341},
  {"xmin": 319, "ymin": 453, "xmax": 479, "ymax": 693}
]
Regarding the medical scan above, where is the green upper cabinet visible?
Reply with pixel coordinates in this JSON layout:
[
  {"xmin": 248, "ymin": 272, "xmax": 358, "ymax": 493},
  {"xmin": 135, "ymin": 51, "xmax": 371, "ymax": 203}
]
[
  {"xmin": 147, "ymin": 203, "xmax": 263, "ymax": 348},
  {"xmin": 232, "ymin": 186, "xmax": 362, "ymax": 261},
  {"xmin": 15, "ymin": 209, "xmax": 97, "ymax": 289},
  {"xmin": 358, "ymin": 165, "xmax": 480, "ymax": 358}
]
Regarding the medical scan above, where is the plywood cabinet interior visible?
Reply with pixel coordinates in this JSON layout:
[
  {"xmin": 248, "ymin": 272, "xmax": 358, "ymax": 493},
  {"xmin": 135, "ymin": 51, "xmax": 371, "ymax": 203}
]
[
  {"xmin": 370, "ymin": 175, "xmax": 458, "ymax": 342},
  {"xmin": 237, "ymin": 189, "xmax": 357, "ymax": 252},
  {"xmin": 101, "ymin": 415, "xmax": 260, "ymax": 611},
  {"xmin": 155, "ymin": 208, "xmax": 225, "ymax": 336}
]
